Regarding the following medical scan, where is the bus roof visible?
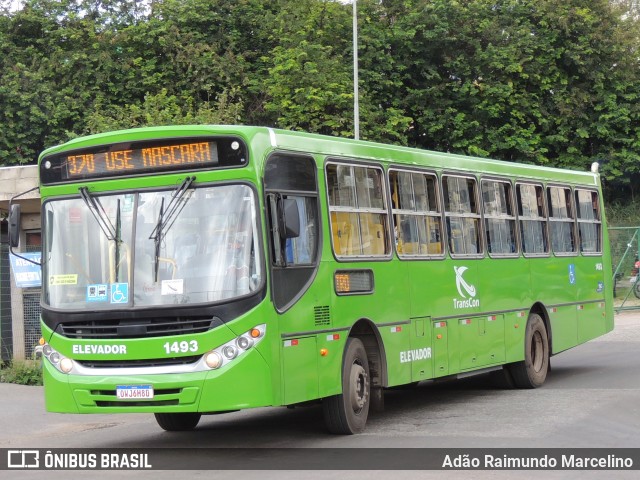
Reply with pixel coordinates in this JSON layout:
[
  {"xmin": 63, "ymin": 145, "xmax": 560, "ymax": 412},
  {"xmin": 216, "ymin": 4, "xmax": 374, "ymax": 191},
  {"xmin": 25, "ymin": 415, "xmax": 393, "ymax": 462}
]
[{"xmin": 40, "ymin": 125, "xmax": 599, "ymax": 187}]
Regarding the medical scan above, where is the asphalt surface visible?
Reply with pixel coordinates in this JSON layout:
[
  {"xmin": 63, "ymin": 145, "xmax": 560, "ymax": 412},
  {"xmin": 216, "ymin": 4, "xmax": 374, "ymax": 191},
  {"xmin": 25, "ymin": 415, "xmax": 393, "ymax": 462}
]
[{"xmin": 1, "ymin": 310, "xmax": 639, "ymax": 479}]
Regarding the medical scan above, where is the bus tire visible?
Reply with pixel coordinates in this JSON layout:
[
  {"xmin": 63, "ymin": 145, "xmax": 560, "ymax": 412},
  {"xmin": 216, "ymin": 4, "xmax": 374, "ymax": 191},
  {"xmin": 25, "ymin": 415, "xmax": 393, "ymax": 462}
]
[
  {"xmin": 154, "ymin": 412, "xmax": 201, "ymax": 431},
  {"xmin": 508, "ymin": 313, "xmax": 549, "ymax": 388},
  {"xmin": 322, "ymin": 337, "xmax": 370, "ymax": 434}
]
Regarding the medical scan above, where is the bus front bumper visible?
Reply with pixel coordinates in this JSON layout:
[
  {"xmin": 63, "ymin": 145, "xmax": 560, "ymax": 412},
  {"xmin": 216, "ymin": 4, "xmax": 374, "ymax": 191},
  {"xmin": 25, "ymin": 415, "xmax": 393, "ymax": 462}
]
[{"xmin": 43, "ymin": 349, "xmax": 273, "ymax": 414}]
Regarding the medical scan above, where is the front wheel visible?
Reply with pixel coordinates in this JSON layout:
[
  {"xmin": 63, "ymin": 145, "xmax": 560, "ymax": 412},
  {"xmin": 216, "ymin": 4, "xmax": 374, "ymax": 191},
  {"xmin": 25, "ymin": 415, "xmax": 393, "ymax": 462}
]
[
  {"xmin": 323, "ymin": 338, "xmax": 370, "ymax": 434},
  {"xmin": 154, "ymin": 412, "xmax": 201, "ymax": 431},
  {"xmin": 507, "ymin": 313, "xmax": 549, "ymax": 388}
]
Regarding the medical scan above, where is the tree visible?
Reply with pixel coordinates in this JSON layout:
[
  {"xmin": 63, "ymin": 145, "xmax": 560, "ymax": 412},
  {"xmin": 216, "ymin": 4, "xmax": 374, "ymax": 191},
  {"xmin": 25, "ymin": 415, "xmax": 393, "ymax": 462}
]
[{"xmin": 2, "ymin": 0, "xmax": 640, "ymax": 205}]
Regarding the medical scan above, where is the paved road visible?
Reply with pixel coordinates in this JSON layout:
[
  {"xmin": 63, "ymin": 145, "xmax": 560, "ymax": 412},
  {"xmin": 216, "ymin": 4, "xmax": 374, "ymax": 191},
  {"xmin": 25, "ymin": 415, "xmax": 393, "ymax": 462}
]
[{"xmin": 1, "ymin": 311, "xmax": 639, "ymax": 479}]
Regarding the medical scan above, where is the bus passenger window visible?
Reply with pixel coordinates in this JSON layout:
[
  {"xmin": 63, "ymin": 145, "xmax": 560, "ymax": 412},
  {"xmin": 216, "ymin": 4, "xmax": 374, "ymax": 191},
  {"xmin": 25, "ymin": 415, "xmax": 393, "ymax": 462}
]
[
  {"xmin": 548, "ymin": 186, "xmax": 576, "ymax": 255},
  {"xmin": 389, "ymin": 169, "xmax": 442, "ymax": 257},
  {"xmin": 443, "ymin": 175, "xmax": 482, "ymax": 257},
  {"xmin": 575, "ymin": 189, "xmax": 601, "ymax": 254},
  {"xmin": 481, "ymin": 179, "xmax": 517, "ymax": 256},
  {"xmin": 517, "ymin": 183, "xmax": 549, "ymax": 256},
  {"xmin": 327, "ymin": 163, "xmax": 390, "ymax": 258}
]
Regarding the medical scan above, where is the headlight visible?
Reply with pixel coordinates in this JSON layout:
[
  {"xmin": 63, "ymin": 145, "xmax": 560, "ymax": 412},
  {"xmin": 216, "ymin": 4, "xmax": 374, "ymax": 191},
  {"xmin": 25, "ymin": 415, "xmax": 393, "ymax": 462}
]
[
  {"xmin": 203, "ymin": 324, "xmax": 266, "ymax": 370},
  {"xmin": 236, "ymin": 336, "xmax": 252, "ymax": 350},
  {"xmin": 59, "ymin": 358, "xmax": 74, "ymax": 373},
  {"xmin": 41, "ymin": 343, "xmax": 74, "ymax": 374},
  {"xmin": 205, "ymin": 352, "xmax": 223, "ymax": 369}
]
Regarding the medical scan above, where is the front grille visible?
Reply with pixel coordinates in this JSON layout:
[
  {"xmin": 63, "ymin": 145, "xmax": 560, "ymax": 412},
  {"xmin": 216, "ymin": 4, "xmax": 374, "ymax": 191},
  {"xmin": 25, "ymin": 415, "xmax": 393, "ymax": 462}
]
[
  {"xmin": 76, "ymin": 355, "xmax": 201, "ymax": 369},
  {"xmin": 58, "ymin": 316, "xmax": 217, "ymax": 339}
]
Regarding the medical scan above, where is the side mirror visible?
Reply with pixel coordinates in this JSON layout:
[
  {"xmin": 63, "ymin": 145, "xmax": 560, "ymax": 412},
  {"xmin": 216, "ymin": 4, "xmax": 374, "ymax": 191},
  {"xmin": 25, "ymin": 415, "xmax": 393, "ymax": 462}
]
[
  {"xmin": 8, "ymin": 203, "xmax": 21, "ymax": 248},
  {"xmin": 279, "ymin": 198, "xmax": 300, "ymax": 239}
]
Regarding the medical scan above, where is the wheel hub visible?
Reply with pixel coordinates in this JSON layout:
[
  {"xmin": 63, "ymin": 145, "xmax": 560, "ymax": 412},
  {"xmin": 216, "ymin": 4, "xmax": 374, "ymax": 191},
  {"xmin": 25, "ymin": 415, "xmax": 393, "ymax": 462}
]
[{"xmin": 349, "ymin": 362, "xmax": 368, "ymax": 413}]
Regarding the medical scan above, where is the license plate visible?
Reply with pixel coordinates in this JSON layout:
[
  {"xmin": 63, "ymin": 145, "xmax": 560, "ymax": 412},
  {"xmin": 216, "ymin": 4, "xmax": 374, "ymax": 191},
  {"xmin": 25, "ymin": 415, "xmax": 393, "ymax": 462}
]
[{"xmin": 116, "ymin": 385, "xmax": 154, "ymax": 400}]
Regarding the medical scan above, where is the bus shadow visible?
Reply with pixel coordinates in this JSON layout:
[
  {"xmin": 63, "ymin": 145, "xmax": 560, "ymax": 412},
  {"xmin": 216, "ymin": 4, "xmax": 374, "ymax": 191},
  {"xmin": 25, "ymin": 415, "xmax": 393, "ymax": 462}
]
[
  {"xmin": 104, "ymin": 365, "xmax": 599, "ymax": 448},
  {"xmin": 104, "ymin": 374, "xmax": 509, "ymax": 448}
]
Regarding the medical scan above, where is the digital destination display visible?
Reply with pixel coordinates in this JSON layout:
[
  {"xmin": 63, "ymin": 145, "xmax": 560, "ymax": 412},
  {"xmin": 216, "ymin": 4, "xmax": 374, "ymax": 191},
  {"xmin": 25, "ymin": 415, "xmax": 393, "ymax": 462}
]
[
  {"xmin": 40, "ymin": 137, "xmax": 247, "ymax": 184},
  {"xmin": 65, "ymin": 141, "xmax": 216, "ymax": 178}
]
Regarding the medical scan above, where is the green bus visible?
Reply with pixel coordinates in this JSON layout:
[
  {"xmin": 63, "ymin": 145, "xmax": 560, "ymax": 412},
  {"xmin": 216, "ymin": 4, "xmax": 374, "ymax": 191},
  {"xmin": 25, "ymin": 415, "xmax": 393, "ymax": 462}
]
[{"xmin": 10, "ymin": 125, "xmax": 613, "ymax": 434}]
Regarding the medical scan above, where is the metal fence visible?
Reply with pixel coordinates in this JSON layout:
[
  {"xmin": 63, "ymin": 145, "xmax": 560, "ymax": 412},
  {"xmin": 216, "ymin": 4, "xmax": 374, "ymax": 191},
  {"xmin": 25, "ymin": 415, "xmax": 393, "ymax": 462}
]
[
  {"xmin": 0, "ymin": 231, "xmax": 42, "ymax": 362},
  {"xmin": 22, "ymin": 289, "xmax": 41, "ymax": 357},
  {"xmin": 610, "ymin": 226, "xmax": 640, "ymax": 311},
  {"xmin": 0, "ymin": 239, "xmax": 13, "ymax": 362}
]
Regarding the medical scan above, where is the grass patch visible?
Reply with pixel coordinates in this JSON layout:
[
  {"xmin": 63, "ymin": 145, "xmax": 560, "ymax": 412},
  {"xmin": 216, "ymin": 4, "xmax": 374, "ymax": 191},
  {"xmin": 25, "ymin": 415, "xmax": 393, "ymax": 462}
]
[
  {"xmin": 607, "ymin": 199, "xmax": 640, "ymax": 227},
  {"xmin": 0, "ymin": 359, "xmax": 43, "ymax": 386}
]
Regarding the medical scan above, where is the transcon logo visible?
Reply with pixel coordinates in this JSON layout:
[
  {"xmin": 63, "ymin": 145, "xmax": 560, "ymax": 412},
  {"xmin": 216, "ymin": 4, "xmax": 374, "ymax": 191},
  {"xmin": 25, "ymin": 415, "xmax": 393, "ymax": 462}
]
[
  {"xmin": 454, "ymin": 266, "xmax": 476, "ymax": 298},
  {"xmin": 453, "ymin": 266, "xmax": 480, "ymax": 309}
]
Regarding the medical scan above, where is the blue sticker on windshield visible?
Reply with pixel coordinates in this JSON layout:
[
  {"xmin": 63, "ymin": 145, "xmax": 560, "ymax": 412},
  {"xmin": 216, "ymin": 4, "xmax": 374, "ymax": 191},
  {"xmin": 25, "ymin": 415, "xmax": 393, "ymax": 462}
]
[
  {"xmin": 110, "ymin": 283, "xmax": 129, "ymax": 304},
  {"xmin": 87, "ymin": 284, "xmax": 108, "ymax": 302}
]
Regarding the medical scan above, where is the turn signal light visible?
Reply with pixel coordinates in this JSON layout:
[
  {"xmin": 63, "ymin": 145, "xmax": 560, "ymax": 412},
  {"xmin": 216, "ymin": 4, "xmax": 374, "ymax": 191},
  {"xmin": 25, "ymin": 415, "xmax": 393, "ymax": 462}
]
[{"xmin": 250, "ymin": 328, "xmax": 262, "ymax": 338}]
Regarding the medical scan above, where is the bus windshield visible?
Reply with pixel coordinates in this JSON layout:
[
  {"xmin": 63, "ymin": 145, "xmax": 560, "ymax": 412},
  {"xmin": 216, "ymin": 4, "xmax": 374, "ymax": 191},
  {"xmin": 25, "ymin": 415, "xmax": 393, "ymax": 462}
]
[{"xmin": 43, "ymin": 184, "xmax": 261, "ymax": 310}]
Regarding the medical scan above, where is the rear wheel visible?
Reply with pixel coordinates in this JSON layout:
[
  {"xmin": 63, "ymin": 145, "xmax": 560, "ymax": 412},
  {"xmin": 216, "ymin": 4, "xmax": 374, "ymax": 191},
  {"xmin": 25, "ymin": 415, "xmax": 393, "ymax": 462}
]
[
  {"xmin": 323, "ymin": 338, "xmax": 370, "ymax": 434},
  {"xmin": 508, "ymin": 313, "xmax": 549, "ymax": 388},
  {"xmin": 154, "ymin": 412, "xmax": 201, "ymax": 431}
]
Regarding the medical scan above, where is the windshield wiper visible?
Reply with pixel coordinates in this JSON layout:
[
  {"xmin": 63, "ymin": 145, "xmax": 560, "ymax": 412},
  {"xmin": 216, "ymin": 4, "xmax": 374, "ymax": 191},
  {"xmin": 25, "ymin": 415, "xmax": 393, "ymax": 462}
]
[
  {"xmin": 79, "ymin": 187, "xmax": 123, "ymax": 282},
  {"xmin": 149, "ymin": 176, "xmax": 196, "ymax": 281},
  {"xmin": 151, "ymin": 197, "xmax": 165, "ymax": 283},
  {"xmin": 79, "ymin": 187, "xmax": 116, "ymax": 240}
]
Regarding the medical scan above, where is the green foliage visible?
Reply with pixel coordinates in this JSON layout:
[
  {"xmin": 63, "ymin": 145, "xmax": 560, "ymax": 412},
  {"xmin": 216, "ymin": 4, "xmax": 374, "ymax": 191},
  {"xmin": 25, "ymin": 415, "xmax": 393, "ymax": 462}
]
[
  {"xmin": 83, "ymin": 88, "xmax": 244, "ymax": 134},
  {"xmin": 1, "ymin": 0, "xmax": 640, "ymax": 203},
  {"xmin": 0, "ymin": 359, "xmax": 43, "ymax": 386},
  {"xmin": 606, "ymin": 200, "xmax": 640, "ymax": 228}
]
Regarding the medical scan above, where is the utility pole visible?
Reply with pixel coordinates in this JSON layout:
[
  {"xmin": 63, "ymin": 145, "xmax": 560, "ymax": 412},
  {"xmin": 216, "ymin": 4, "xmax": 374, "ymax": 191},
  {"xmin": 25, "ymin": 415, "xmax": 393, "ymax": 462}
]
[{"xmin": 352, "ymin": 0, "xmax": 360, "ymax": 140}]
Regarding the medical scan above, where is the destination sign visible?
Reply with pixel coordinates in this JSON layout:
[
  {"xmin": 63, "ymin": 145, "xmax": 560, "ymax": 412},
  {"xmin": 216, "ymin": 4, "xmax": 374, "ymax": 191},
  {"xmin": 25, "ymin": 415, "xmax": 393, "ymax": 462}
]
[
  {"xmin": 65, "ymin": 141, "xmax": 216, "ymax": 178},
  {"xmin": 40, "ymin": 137, "xmax": 247, "ymax": 184}
]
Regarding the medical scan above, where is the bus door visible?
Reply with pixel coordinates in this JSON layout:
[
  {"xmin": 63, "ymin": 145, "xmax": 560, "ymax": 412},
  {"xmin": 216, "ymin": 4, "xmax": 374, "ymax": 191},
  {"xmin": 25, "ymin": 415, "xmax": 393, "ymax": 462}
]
[{"xmin": 264, "ymin": 152, "xmax": 322, "ymax": 405}]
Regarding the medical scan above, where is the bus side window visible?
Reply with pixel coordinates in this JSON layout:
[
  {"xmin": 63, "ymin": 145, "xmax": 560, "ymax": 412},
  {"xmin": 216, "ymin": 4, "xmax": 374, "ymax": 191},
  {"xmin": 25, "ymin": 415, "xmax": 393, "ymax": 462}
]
[
  {"xmin": 481, "ymin": 179, "xmax": 517, "ymax": 257},
  {"xmin": 389, "ymin": 169, "xmax": 443, "ymax": 257},
  {"xmin": 516, "ymin": 183, "xmax": 549, "ymax": 256},
  {"xmin": 548, "ymin": 186, "xmax": 576, "ymax": 255},
  {"xmin": 575, "ymin": 189, "xmax": 601, "ymax": 254},
  {"xmin": 327, "ymin": 163, "xmax": 390, "ymax": 258},
  {"xmin": 443, "ymin": 175, "xmax": 482, "ymax": 257}
]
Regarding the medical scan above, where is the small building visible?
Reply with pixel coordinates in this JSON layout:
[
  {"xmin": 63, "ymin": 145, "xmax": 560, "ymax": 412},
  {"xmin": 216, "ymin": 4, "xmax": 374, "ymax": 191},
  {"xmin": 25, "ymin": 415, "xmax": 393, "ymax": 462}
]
[{"xmin": 0, "ymin": 165, "xmax": 41, "ymax": 361}]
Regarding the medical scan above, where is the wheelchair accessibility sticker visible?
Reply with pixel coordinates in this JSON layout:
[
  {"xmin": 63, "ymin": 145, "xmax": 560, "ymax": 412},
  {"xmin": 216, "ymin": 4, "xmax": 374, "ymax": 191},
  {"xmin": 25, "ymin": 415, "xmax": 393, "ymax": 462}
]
[{"xmin": 110, "ymin": 283, "xmax": 129, "ymax": 304}]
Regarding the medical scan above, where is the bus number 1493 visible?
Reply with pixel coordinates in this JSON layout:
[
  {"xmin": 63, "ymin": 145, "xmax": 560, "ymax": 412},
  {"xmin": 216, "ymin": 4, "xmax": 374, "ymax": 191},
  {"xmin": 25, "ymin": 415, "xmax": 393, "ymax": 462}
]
[{"xmin": 163, "ymin": 340, "xmax": 198, "ymax": 354}]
